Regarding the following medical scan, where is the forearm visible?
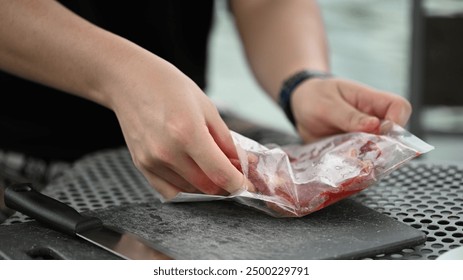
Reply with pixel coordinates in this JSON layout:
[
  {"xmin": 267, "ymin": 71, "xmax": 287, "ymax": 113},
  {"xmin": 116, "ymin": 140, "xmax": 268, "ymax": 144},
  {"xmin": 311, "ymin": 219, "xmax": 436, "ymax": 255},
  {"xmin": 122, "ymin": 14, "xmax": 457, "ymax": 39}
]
[
  {"xmin": 0, "ymin": 0, "xmax": 160, "ymax": 108},
  {"xmin": 0, "ymin": 1, "xmax": 249, "ymax": 198},
  {"xmin": 230, "ymin": 0, "xmax": 330, "ymax": 101}
]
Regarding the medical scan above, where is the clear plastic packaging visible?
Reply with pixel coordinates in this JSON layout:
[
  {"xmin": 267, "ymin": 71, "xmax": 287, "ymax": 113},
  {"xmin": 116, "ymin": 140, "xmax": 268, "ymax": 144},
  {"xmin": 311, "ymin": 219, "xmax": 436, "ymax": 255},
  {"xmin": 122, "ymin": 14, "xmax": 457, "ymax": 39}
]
[{"xmin": 169, "ymin": 121, "xmax": 434, "ymax": 217}]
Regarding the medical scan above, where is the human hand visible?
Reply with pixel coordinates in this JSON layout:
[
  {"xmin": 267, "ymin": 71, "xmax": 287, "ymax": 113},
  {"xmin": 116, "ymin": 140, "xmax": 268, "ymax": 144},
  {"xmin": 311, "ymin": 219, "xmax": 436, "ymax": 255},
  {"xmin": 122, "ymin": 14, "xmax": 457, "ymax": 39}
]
[
  {"xmin": 290, "ymin": 78, "xmax": 412, "ymax": 142},
  {"xmin": 0, "ymin": 0, "xmax": 249, "ymax": 200},
  {"xmin": 107, "ymin": 57, "xmax": 246, "ymax": 200}
]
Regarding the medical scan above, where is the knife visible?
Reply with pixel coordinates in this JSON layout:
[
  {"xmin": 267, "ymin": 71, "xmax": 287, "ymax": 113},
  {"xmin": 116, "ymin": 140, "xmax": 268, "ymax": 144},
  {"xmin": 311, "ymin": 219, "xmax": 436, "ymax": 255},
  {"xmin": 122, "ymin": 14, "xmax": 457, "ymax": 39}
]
[{"xmin": 4, "ymin": 183, "xmax": 174, "ymax": 260}]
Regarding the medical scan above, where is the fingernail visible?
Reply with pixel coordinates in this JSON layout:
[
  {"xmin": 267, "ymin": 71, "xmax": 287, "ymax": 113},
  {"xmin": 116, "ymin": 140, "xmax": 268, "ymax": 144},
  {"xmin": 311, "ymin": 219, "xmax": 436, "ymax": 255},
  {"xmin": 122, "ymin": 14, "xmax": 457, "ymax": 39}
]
[
  {"xmin": 360, "ymin": 116, "xmax": 373, "ymax": 126},
  {"xmin": 359, "ymin": 116, "xmax": 379, "ymax": 131}
]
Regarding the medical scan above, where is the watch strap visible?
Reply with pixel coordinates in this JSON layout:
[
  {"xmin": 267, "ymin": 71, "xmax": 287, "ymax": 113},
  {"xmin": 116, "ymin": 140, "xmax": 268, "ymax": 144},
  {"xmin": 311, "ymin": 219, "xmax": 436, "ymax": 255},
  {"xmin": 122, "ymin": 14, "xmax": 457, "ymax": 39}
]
[{"xmin": 278, "ymin": 70, "xmax": 332, "ymax": 126}]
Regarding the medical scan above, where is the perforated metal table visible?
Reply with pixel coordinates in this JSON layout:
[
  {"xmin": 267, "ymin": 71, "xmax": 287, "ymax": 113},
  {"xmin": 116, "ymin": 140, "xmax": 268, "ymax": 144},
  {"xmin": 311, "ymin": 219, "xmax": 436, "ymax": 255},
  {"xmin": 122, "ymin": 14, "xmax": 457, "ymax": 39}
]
[
  {"xmin": 1, "ymin": 114, "xmax": 462, "ymax": 260},
  {"xmin": 2, "ymin": 146, "xmax": 462, "ymax": 260}
]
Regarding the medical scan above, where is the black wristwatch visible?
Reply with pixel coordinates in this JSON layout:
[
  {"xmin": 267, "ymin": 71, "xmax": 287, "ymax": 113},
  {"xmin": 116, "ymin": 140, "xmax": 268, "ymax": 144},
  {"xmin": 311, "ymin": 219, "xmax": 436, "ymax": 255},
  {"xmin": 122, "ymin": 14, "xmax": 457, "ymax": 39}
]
[{"xmin": 279, "ymin": 70, "xmax": 332, "ymax": 127}]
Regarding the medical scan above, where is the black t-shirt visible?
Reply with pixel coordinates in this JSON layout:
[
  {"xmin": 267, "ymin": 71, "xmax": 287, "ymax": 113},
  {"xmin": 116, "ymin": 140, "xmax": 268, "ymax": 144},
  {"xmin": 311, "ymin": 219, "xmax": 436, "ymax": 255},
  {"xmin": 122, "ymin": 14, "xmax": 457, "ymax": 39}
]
[{"xmin": 0, "ymin": 0, "xmax": 214, "ymax": 162}]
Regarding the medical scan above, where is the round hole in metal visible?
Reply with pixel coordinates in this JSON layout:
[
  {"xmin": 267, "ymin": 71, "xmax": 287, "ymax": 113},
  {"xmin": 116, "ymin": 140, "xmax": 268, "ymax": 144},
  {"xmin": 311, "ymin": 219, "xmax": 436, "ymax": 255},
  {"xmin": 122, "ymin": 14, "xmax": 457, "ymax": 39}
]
[
  {"xmin": 403, "ymin": 218, "xmax": 415, "ymax": 223},
  {"xmin": 426, "ymin": 236, "xmax": 436, "ymax": 242},
  {"xmin": 445, "ymin": 226, "xmax": 457, "ymax": 232},
  {"xmin": 431, "ymin": 243, "xmax": 443, "ymax": 249},
  {"xmin": 437, "ymin": 220, "xmax": 450, "ymax": 225},
  {"xmin": 442, "ymin": 238, "xmax": 455, "ymax": 243},
  {"xmin": 427, "ymin": 225, "xmax": 439, "ymax": 230}
]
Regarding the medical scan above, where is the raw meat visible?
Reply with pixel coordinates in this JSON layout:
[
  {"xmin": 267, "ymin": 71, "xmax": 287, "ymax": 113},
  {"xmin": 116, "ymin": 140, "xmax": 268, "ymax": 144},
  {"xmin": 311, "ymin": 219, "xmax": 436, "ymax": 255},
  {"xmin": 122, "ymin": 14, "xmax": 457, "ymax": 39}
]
[{"xmin": 233, "ymin": 125, "xmax": 429, "ymax": 217}]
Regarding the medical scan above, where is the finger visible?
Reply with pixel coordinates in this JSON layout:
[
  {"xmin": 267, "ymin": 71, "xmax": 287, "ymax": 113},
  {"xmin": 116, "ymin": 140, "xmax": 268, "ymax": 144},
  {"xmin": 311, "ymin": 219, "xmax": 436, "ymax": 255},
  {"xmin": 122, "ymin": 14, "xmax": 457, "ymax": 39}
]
[
  {"xmin": 172, "ymin": 155, "xmax": 229, "ymax": 195},
  {"xmin": 358, "ymin": 91, "xmax": 411, "ymax": 126},
  {"xmin": 207, "ymin": 110, "xmax": 257, "ymax": 191},
  {"xmin": 328, "ymin": 95, "xmax": 381, "ymax": 133},
  {"xmin": 188, "ymin": 127, "xmax": 247, "ymax": 194},
  {"xmin": 383, "ymin": 96, "xmax": 412, "ymax": 126},
  {"xmin": 339, "ymin": 80, "xmax": 412, "ymax": 126},
  {"xmin": 144, "ymin": 164, "xmax": 199, "ymax": 193},
  {"xmin": 207, "ymin": 108, "xmax": 239, "ymax": 160},
  {"xmin": 141, "ymin": 171, "xmax": 182, "ymax": 200}
]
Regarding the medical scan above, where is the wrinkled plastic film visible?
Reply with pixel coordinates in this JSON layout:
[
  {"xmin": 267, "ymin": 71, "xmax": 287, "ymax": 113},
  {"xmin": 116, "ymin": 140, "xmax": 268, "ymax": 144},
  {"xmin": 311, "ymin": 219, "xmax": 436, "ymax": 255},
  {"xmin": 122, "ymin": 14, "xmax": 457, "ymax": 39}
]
[{"xmin": 169, "ymin": 121, "xmax": 434, "ymax": 217}]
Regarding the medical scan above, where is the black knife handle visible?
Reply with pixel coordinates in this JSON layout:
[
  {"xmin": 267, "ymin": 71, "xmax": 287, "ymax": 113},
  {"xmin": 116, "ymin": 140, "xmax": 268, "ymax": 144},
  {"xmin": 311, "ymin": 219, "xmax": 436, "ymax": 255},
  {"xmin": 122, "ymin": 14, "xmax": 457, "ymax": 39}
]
[{"xmin": 4, "ymin": 183, "xmax": 103, "ymax": 236}]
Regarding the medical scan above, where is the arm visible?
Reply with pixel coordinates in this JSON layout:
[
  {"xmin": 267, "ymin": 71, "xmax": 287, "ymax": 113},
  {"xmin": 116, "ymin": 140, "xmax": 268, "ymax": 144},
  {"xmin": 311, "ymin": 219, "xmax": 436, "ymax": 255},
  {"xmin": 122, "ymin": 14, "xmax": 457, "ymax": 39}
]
[
  {"xmin": 230, "ymin": 0, "xmax": 329, "ymax": 99},
  {"xmin": 231, "ymin": 0, "xmax": 412, "ymax": 141},
  {"xmin": 0, "ymin": 0, "xmax": 246, "ymax": 198}
]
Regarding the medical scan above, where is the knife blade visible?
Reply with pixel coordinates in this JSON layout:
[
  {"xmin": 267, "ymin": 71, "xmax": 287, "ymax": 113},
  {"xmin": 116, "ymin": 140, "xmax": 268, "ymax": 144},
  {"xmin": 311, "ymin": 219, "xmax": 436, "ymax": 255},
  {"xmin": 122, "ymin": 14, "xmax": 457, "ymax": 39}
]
[{"xmin": 4, "ymin": 183, "xmax": 174, "ymax": 260}]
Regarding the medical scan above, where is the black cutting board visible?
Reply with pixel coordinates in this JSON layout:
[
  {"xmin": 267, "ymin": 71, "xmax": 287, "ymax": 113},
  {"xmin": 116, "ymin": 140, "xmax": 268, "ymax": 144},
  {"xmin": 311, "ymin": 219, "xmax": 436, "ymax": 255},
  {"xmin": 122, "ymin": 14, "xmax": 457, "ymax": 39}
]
[{"xmin": 0, "ymin": 199, "xmax": 425, "ymax": 260}]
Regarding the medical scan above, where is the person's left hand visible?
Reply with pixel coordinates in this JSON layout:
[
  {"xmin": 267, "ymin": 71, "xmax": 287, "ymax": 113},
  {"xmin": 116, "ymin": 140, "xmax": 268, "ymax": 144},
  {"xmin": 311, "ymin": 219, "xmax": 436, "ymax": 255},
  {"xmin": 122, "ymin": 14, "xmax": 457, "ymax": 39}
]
[{"xmin": 290, "ymin": 77, "xmax": 412, "ymax": 142}]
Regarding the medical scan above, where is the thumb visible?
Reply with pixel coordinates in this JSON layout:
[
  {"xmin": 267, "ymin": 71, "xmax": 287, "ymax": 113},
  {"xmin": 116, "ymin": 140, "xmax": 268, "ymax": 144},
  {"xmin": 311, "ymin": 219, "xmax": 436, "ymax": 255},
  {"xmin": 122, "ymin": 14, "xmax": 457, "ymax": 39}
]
[
  {"xmin": 355, "ymin": 114, "xmax": 381, "ymax": 133},
  {"xmin": 332, "ymin": 101, "xmax": 381, "ymax": 133}
]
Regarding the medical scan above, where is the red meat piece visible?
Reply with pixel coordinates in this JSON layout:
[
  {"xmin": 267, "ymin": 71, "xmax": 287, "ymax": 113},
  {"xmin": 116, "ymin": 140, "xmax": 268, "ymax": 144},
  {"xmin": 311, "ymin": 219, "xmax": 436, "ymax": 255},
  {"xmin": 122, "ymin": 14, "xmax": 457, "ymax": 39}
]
[{"xmin": 241, "ymin": 138, "xmax": 382, "ymax": 217}]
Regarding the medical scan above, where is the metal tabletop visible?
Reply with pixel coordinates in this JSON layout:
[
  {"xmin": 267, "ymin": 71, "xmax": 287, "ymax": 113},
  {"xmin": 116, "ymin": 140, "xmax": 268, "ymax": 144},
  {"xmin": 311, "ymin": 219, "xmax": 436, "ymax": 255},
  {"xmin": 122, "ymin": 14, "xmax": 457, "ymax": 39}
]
[
  {"xmin": 1, "ymin": 115, "xmax": 462, "ymax": 260},
  {"xmin": 2, "ymin": 147, "xmax": 462, "ymax": 260}
]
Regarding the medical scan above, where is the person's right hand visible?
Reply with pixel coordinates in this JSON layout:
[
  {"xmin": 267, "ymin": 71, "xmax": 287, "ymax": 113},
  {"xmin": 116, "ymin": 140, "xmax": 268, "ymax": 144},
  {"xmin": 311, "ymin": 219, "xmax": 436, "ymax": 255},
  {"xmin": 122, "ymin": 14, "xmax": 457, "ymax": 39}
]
[
  {"xmin": 0, "ymin": 0, "xmax": 246, "ymax": 200},
  {"xmin": 107, "ymin": 55, "xmax": 246, "ymax": 200}
]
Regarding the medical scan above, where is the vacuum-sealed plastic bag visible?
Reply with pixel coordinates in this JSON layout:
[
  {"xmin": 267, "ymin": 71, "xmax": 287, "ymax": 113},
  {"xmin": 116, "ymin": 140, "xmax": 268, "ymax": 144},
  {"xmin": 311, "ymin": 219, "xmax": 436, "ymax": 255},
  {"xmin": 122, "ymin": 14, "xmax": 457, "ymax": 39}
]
[{"xmin": 170, "ymin": 121, "xmax": 434, "ymax": 217}]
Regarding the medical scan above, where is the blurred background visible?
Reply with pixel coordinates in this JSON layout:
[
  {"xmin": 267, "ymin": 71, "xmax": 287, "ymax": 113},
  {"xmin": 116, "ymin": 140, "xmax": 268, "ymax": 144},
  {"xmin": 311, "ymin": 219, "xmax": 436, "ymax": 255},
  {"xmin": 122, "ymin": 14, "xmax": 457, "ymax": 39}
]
[{"xmin": 206, "ymin": 0, "xmax": 463, "ymax": 162}]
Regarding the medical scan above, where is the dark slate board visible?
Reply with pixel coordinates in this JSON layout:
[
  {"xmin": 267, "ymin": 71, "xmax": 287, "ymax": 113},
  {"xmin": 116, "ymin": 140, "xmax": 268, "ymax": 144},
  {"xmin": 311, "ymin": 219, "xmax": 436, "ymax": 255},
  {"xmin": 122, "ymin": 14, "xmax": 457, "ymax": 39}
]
[{"xmin": 0, "ymin": 198, "xmax": 425, "ymax": 260}]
